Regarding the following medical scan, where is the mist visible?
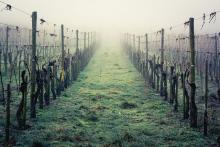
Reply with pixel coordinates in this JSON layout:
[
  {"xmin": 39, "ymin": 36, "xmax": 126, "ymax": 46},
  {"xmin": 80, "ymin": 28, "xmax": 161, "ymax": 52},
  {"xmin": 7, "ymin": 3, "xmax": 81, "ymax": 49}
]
[
  {"xmin": 1, "ymin": 0, "xmax": 220, "ymax": 42},
  {"xmin": 1, "ymin": 0, "xmax": 220, "ymax": 146}
]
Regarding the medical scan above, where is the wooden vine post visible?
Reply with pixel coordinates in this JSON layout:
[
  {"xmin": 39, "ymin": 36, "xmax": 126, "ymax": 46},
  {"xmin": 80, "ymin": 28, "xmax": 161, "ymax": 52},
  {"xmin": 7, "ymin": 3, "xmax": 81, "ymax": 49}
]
[
  {"xmin": 214, "ymin": 34, "xmax": 218, "ymax": 83},
  {"xmin": 4, "ymin": 26, "xmax": 9, "ymax": 74},
  {"xmin": 84, "ymin": 32, "xmax": 87, "ymax": 49},
  {"xmin": 153, "ymin": 55, "xmax": 156, "ymax": 89},
  {"xmin": 138, "ymin": 36, "xmax": 141, "ymax": 71},
  {"xmin": 30, "ymin": 11, "xmax": 37, "ymax": 118},
  {"xmin": 5, "ymin": 84, "xmax": 11, "ymax": 143},
  {"xmin": 129, "ymin": 34, "xmax": 132, "ymax": 60},
  {"xmin": 132, "ymin": 34, "xmax": 135, "ymax": 64},
  {"xmin": 160, "ymin": 28, "xmax": 165, "ymax": 96},
  {"xmin": 76, "ymin": 30, "xmax": 79, "ymax": 74},
  {"xmin": 76, "ymin": 30, "xmax": 79, "ymax": 52},
  {"xmin": 0, "ymin": 42, "xmax": 2, "ymax": 102},
  {"xmin": 83, "ymin": 32, "xmax": 87, "ymax": 67},
  {"xmin": 189, "ymin": 17, "xmax": 197, "ymax": 128},
  {"xmin": 160, "ymin": 28, "xmax": 164, "ymax": 66},
  {"xmin": 204, "ymin": 59, "xmax": 208, "ymax": 136},
  {"xmin": 0, "ymin": 42, "xmax": 1, "ymax": 74},
  {"xmin": 61, "ymin": 24, "xmax": 65, "ymax": 90},
  {"xmin": 87, "ymin": 32, "xmax": 90, "ymax": 61},
  {"xmin": 138, "ymin": 36, "xmax": 140, "ymax": 51},
  {"xmin": 145, "ymin": 33, "xmax": 149, "ymax": 80}
]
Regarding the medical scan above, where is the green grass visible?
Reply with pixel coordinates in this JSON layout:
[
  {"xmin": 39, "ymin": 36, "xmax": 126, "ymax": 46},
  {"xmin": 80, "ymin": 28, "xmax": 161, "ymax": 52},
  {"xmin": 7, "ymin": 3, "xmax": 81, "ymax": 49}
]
[{"xmin": 0, "ymin": 46, "xmax": 217, "ymax": 146}]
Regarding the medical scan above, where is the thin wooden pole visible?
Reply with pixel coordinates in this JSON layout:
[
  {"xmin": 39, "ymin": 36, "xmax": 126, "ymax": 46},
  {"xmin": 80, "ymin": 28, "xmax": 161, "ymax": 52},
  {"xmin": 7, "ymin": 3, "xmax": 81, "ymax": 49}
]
[
  {"xmin": 161, "ymin": 28, "xmax": 164, "ymax": 65},
  {"xmin": 138, "ymin": 36, "xmax": 140, "ymax": 51},
  {"xmin": 204, "ymin": 59, "xmax": 208, "ymax": 136},
  {"xmin": 60, "ymin": 25, "xmax": 65, "ymax": 90},
  {"xmin": 0, "ymin": 42, "xmax": 2, "ymax": 76},
  {"xmin": 138, "ymin": 36, "xmax": 141, "ymax": 71},
  {"xmin": 133, "ymin": 35, "xmax": 136, "ymax": 65},
  {"xmin": 214, "ymin": 34, "xmax": 218, "ymax": 82},
  {"xmin": 183, "ymin": 72, "xmax": 187, "ymax": 119},
  {"xmin": 76, "ymin": 30, "xmax": 79, "ymax": 52},
  {"xmin": 61, "ymin": 25, "xmax": 65, "ymax": 70},
  {"xmin": 30, "ymin": 11, "xmax": 37, "ymax": 118},
  {"xmin": 153, "ymin": 55, "xmax": 156, "ymax": 89},
  {"xmin": 84, "ymin": 32, "xmax": 87, "ymax": 49},
  {"xmin": 0, "ymin": 42, "xmax": 3, "ymax": 104},
  {"xmin": 76, "ymin": 30, "xmax": 80, "ymax": 74},
  {"xmin": 189, "ymin": 17, "xmax": 197, "ymax": 128},
  {"xmin": 160, "ymin": 28, "xmax": 165, "ymax": 96},
  {"xmin": 145, "ymin": 33, "xmax": 148, "ymax": 79},
  {"xmin": 4, "ymin": 27, "xmax": 9, "ymax": 74},
  {"xmin": 5, "ymin": 83, "xmax": 10, "ymax": 143}
]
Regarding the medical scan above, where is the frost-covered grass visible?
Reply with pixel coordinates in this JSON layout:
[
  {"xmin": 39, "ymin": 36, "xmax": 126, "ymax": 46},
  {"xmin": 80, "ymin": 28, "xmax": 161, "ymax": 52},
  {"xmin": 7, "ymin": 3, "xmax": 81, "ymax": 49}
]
[{"xmin": 0, "ymin": 46, "xmax": 217, "ymax": 146}]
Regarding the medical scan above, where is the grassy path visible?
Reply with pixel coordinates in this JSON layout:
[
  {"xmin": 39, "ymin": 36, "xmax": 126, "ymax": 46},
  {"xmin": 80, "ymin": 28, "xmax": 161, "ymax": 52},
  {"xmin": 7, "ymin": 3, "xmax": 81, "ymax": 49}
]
[{"xmin": 15, "ymin": 47, "xmax": 213, "ymax": 146}]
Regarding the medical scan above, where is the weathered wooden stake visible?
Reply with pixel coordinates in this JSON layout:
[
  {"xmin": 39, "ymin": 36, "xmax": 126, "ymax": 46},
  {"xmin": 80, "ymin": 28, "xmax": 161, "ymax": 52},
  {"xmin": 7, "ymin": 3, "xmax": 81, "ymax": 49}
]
[
  {"xmin": 0, "ymin": 42, "xmax": 3, "ymax": 104},
  {"xmin": 0, "ymin": 42, "xmax": 2, "ymax": 75},
  {"xmin": 60, "ymin": 24, "xmax": 65, "ymax": 90},
  {"xmin": 161, "ymin": 29, "xmax": 164, "ymax": 66},
  {"xmin": 76, "ymin": 30, "xmax": 80, "ymax": 74},
  {"xmin": 132, "ymin": 35, "xmax": 135, "ymax": 63},
  {"xmin": 138, "ymin": 36, "xmax": 140, "ymax": 50},
  {"xmin": 84, "ymin": 32, "xmax": 87, "ymax": 49},
  {"xmin": 189, "ymin": 17, "xmax": 197, "ymax": 128},
  {"xmin": 4, "ymin": 27, "xmax": 9, "ymax": 74},
  {"xmin": 160, "ymin": 28, "xmax": 164, "ymax": 96},
  {"xmin": 76, "ymin": 30, "xmax": 79, "ymax": 52},
  {"xmin": 214, "ymin": 34, "xmax": 218, "ymax": 83},
  {"xmin": 0, "ymin": 42, "xmax": 3, "ymax": 102},
  {"xmin": 153, "ymin": 55, "xmax": 156, "ymax": 89},
  {"xmin": 30, "ymin": 11, "xmax": 37, "ymax": 118},
  {"xmin": 204, "ymin": 59, "xmax": 208, "ymax": 136},
  {"xmin": 61, "ymin": 24, "xmax": 65, "ymax": 72},
  {"xmin": 5, "ymin": 83, "xmax": 10, "ymax": 143},
  {"xmin": 145, "ymin": 33, "xmax": 149, "ymax": 80}
]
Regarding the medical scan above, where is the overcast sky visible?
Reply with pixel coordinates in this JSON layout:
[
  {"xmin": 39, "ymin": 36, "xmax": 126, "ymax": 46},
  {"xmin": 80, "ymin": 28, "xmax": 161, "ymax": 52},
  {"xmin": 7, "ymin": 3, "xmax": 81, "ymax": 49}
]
[{"xmin": 0, "ymin": 0, "xmax": 220, "ymax": 41}]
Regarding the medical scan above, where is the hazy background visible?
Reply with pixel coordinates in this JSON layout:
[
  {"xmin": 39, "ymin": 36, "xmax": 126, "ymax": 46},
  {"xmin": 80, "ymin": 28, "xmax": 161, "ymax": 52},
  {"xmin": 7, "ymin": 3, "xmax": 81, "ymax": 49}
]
[{"xmin": 0, "ymin": 0, "xmax": 220, "ymax": 45}]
